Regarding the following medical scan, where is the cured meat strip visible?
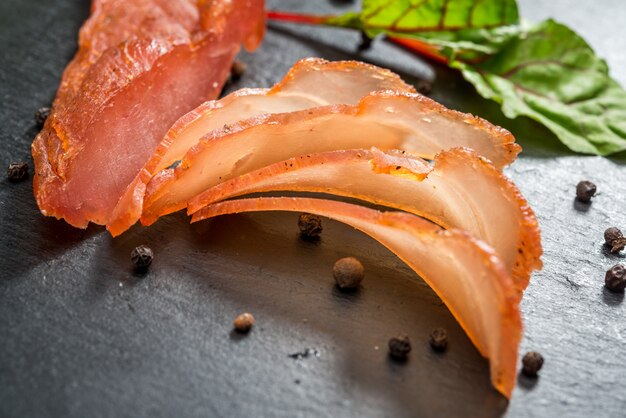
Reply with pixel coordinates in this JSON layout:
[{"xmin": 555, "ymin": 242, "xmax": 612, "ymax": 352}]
[
  {"xmin": 32, "ymin": 0, "xmax": 265, "ymax": 228},
  {"xmin": 107, "ymin": 58, "xmax": 416, "ymax": 235},
  {"xmin": 140, "ymin": 91, "xmax": 520, "ymax": 226},
  {"xmin": 191, "ymin": 197, "xmax": 522, "ymax": 398},
  {"xmin": 187, "ymin": 147, "xmax": 542, "ymax": 291}
]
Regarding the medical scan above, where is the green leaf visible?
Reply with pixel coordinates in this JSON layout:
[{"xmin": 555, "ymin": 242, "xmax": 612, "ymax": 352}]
[
  {"xmin": 449, "ymin": 20, "xmax": 626, "ymax": 155},
  {"xmin": 326, "ymin": 0, "xmax": 519, "ymax": 35}
]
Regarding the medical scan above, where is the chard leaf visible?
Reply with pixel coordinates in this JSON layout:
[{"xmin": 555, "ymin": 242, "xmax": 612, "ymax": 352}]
[
  {"xmin": 326, "ymin": 0, "xmax": 519, "ymax": 35},
  {"xmin": 449, "ymin": 20, "xmax": 626, "ymax": 155}
]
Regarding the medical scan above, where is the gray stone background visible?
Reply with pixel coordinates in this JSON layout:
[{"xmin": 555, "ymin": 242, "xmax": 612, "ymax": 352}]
[{"xmin": 1, "ymin": 1, "xmax": 625, "ymax": 417}]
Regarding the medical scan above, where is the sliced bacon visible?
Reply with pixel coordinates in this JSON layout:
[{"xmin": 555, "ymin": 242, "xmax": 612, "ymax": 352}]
[
  {"xmin": 186, "ymin": 147, "xmax": 541, "ymax": 291},
  {"xmin": 140, "ymin": 91, "xmax": 520, "ymax": 227},
  {"xmin": 32, "ymin": 0, "xmax": 265, "ymax": 228},
  {"xmin": 107, "ymin": 58, "xmax": 416, "ymax": 235},
  {"xmin": 191, "ymin": 197, "xmax": 522, "ymax": 398}
]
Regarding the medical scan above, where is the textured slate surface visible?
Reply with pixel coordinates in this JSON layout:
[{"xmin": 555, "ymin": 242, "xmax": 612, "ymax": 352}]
[{"xmin": 1, "ymin": 1, "xmax": 625, "ymax": 417}]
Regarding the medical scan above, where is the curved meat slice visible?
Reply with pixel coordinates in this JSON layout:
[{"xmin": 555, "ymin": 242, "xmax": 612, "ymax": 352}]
[
  {"xmin": 107, "ymin": 58, "xmax": 416, "ymax": 235},
  {"xmin": 32, "ymin": 0, "xmax": 265, "ymax": 228},
  {"xmin": 191, "ymin": 197, "xmax": 522, "ymax": 398},
  {"xmin": 187, "ymin": 147, "xmax": 542, "ymax": 291},
  {"xmin": 140, "ymin": 91, "xmax": 520, "ymax": 227}
]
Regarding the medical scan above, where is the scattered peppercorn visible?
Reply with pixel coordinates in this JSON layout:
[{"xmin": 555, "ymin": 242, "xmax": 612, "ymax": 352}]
[
  {"xmin": 575, "ymin": 180, "xmax": 596, "ymax": 203},
  {"xmin": 333, "ymin": 257, "xmax": 364, "ymax": 290},
  {"xmin": 605, "ymin": 264, "xmax": 626, "ymax": 292},
  {"xmin": 388, "ymin": 335, "xmax": 411, "ymax": 360},
  {"xmin": 233, "ymin": 312, "xmax": 255, "ymax": 333},
  {"xmin": 298, "ymin": 213, "xmax": 323, "ymax": 239},
  {"xmin": 230, "ymin": 60, "xmax": 246, "ymax": 81},
  {"xmin": 357, "ymin": 31, "xmax": 372, "ymax": 50},
  {"xmin": 429, "ymin": 328, "xmax": 448, "ymax": 352},
  {"xmin": 7, "ymin": 162, "xmax": 29, "ymax": 182},
  {"xmin": 604, "ymin": 227, "xmax": 626, "ymax": 253},
  {"xmin": 130, "ymin": 245, "xmax": 153, "ymax": 271},
  {"xmin": 521, "ymin": 351, "xmax": 544, "ymax": 377},
  {"xmin": 416, "ymin": 80, "xmax": 433, "ymax": 95},
  {"xmin": 35, "ymin": 107, "xmax": 50, "ymax": 129}
]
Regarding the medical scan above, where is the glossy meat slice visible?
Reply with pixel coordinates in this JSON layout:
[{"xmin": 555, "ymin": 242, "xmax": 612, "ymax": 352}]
[
  {"xmin": 187, "ymin": 147, "xmax": 541, "ymax": 291},
  {"xmin": 141, "ymin": 91, "xmax": 520, "ymax": 226},
  {"xmin": 191, "ymin": 197, "xmax": 522, "ymax": 398},
  {"xmin": 32, "ymin": 0, "xmax": 265, "ymax": 228},
  {"xmin": 107, "ymin": 58, "xmax": 416, "ymax": 236}
]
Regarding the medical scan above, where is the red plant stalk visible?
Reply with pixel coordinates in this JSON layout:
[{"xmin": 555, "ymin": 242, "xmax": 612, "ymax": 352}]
[
  {"xmin": 266, "ymin": 11, "xmax": 329, "ymax": 25},
  {"xmin": 267, "ymin": 10, "xmax": 449, "ymax": 65},
  {"xmin": 387, "ymin": 37, "xmax": 449, "ymax": 65}
]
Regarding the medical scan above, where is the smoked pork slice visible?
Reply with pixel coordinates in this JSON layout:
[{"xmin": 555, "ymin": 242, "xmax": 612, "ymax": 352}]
[
  {"xmin": 107, "ymin": 58, "xmax": 415, "ymax": 235},
  {"xmin": 191, "ymin": 197, "xmax": 522, "ymax": 398},
  {"xmin": 141, "ymin": 91, "xmax": 520, "ymax": 226},
  {"xmin": 187, "ymin": 147, "xmax": 542, "ymax": 291},
  {"xmin": 32, "ymin": 0, "xmax": 265, "ymax": 228}
]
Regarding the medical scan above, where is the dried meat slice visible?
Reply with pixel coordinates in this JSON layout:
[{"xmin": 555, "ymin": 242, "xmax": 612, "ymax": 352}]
[
  {"xmin": 191, "ymin": 197, "xmax": 522, "ymax": 398},
  {"xmin": 107, "ymin": 58, "xmax": 416, "ymax": 235},
  {"xmin": 186, "ymin": 147, "xmax": 542, "ymax": 291},
  {"xmin": 32, "ymin": 0, "xmax": 265, "ymax": 228},
  {"xmin": 141, "ymin": 91, "xmax": 520, "ymax": 226}
]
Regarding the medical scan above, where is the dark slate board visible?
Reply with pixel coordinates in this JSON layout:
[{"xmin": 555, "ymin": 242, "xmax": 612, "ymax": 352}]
[{"xmin": 1, "ymin": 1, "xmax": 625, "ymax": 417}]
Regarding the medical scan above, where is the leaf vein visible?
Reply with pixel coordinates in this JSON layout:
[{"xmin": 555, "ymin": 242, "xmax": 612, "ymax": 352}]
[
  {"xmin": 363, "ymin": 0, "xmax": 396, "ymax": 22},
  {"xmin": 389, "ymin": 0, "xmax": 429, "ymax": 31},
  {"xmin": 500, "ymin": 59, "xmax": 596, "ymax": 78}
]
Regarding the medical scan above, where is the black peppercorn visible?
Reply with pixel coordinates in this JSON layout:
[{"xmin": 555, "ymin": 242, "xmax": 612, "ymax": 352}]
[
  {"xmin": 605, "ymin": 264, "xmax": 626, "ymax": 292},
  {"xmin": 7, "ymin": 162, "xmax": 29, "ymax": 182},
  {"xmin": 230, "ymin": 60, "xmax": 246, "ymax": 81},
  {"xmin": 333, "ymin": 257, "xmax": 364, "ymax": 290},
  {"xmin": 298, "ymin": 213, "xmax": 322, "ymax": 239},
  {"xmin": 429, "ymin": 328, "xmax": 448, "ymax": 352},
  {"xmin": 35, "ymin": 107, "xmax": 50, "ymax": 129},
  {"xmin": 521, "ymin": 351, "xmax": 544, "ymax": 377},
  {"xmin": 388, "ymin": 335, "xmax": 411, "ymax": 360},
  {"xmin": 575, "ymin": 180, "xmax": 596, "ymax": 203},
  {"xmin": 131, "ymin": 245, "xmax": 153, "ymax": 271},
  {"xmin": 233, "ymin": 312, "xmax": 255, "ymax": 333},
  {"xmin": 604, "ymin": 227, "xmax": 626, "ymax": 253}
]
